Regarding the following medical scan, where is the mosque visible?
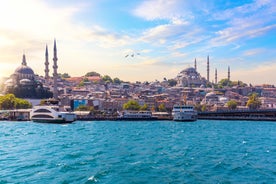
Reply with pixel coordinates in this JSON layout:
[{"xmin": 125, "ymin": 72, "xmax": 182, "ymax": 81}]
[
  {"xmin": 3, "ymin": 40, "xmax": 59, "ymax": 99},
  {"xmin": 176, "ymin": 58, "xmax": 207, "ymax": 87},
  {"xmin": 176, "ymin": 56, "xmax": 230, "ymax": 87}
]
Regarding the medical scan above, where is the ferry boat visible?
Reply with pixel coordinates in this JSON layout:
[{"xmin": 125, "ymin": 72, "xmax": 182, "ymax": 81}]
[
  {"xmin": 117, "ymin": 111, "xmax": 157, "ymax": 120},
  {"xmin": 172, "ymin": 105, "xmax": 197, "ymax": 121},
  {"xmin": 30, "ymin": 106, "xmax": 77, "ymax": 123}
]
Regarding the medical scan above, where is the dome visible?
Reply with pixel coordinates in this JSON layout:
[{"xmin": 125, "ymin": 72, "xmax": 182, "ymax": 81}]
[
  {"xmin": 15, "ymin": 65, "xmax": 34, "ymax": 75},
  {"xmin": 181, "ymin": 67, "xmax": 196, "ymax": 74}
]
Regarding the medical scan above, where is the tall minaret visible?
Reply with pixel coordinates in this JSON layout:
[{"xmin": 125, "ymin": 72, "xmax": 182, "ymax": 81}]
[
  {"xmin": 194, "ymin": 58, "xmax": 197, "ymax": 71},
  {"xmin": 53, "ymin": 39, "xmax": 58, "ymax": 100},
  {"xmin": 215, "ymin": 68, "xmax": 217, "ymax": 84},
  {"xmin": 228, "ymin": 66, "xmax": 230, "ymax": 81},
  {"xmin": 44, "ymin": 45, "xmax": 49, "ymax": 80},
  {"xmin": 22, "ymin": 54, "xmax": 27, "ymax": 66},
  {"xmin": 207, "ymin": 55, "xmax": 210, "ymax": 82}
]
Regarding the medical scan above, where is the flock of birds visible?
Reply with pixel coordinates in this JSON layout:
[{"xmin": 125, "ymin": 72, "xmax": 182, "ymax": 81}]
[{"xmin": 125, "ymin": 52, "xmax": 140, "ymax": 58}]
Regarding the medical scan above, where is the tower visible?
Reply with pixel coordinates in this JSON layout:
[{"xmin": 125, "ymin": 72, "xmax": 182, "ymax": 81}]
[
  {"xmin": 228, "ymin": 66, "xmax": 230, "ymax": 81},
  {"xmin": 53, "ymin": 39, "xmax": 58, "ymax": 100},
  {"xmin": 207, "ymin": 55, "xmax": 210, "ymax": 82},
  {"xmin": 194, "ymin": 58, "xmax": 197, "ymax": 71},
  {"xmin": 44, "ymin": 45, "xmax": 49, "ymax": 80},
  {"xmin": 215, "ymin": 68, "xmax": 217, "ymax": 84},
  {"xmin": 22, "ymin": 53, "xmax": 27, "ymax": 66}
]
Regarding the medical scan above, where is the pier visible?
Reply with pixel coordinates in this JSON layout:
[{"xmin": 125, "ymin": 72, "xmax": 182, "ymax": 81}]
[{"xmin": 198, "ymin": 109, "xmax": 276, "ymax": 121}]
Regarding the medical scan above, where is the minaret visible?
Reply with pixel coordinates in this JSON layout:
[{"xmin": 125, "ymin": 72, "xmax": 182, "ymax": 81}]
[
  {"xmin": 194, "ymin": 58, "xmax": 197, "ymax": 71},
  {"xmin": 215, "ymin": 68, "xmax": 217, "ymax": 84},
  {"xmin": 207, "ymin": 55, "xmax": 210, "ymax": 82},
  {"xmin": 228, "ymin": 66, "xmax": 230, "ymax": 81},
  {"xmin": 44, "ymin": 45, "xmax": 49, "ymax": 80},
  {"xmin": 53, "ymin": 39, "xmax": 58, "ymax": 100},
  {"xmin": 22, "ymin": 54, "xmax": 27, "ymax": 66}
]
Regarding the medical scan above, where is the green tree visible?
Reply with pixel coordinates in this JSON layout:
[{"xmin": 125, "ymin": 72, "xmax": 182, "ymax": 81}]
[
  {"xmin": 227, "ymin": 100, "xmax": 238, "ymax": 110},
  {"xmin": 0, "ymin": 94, "xmax": 31, "ymax": 110},
  {"xmin": 123, "ymin": 100, "xmax": 140, "ymax": 110},
  {"xmin": 102, "ymin": 75, "xmax": 113, "ymax": 83},
  {"xmin": 201, "ymin": 104, "xmax": 207, "ymax": 112},
  {"xmin": 168, "ymin": 79, "xmax": 177, "ymax": 87},
  {"xmin": 140, "ymin": 103, "xmax": 148, "ymax": 111},
  {"xmin": 75, "ymin": 105, "xmax": 94, "ymax": 112},
  {"xmin": 85, "ymin": 71, "xmax": 101, "ymax": 77},
  {"xmin": 218, "ymin": 78, "xmax": 232, "ymax": 87},
  {"xmin": 246, "ymin": 93, "xmax": 261, "ymax": 110},
  {"xmin": 113, "ymin": 77, "xmax": 121, "ymax": 84},
  {"xmin": 59, "ymin": 73, "xmax": 71, "ymax": 78},
  {"xmin": 158, "ymin": 103, "xmax": 166, "ymax": 112}
]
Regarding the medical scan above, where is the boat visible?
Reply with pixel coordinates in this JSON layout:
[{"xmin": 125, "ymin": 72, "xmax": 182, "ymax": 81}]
[
  {"xmin": 117, "ymin": 110, "xmax": 157, "ymax": 120},
  {"xmin": 30, "ymin": 106, "xmax": 77, "ymax": 123},
  {"xmin": 172, "ymin": 104, "xmax": 197, "ymax": 121}
]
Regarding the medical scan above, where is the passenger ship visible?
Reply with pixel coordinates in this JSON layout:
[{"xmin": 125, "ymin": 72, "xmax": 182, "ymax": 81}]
[
  {"xmin": 172, "ymin": 104, "xmax": 197, "ymax": 121},
  {"xmin": 118, "ymin": 111, "xmax": 157, "ymax": 120},
  {"xmin": 30, "ymin": 106, "xmax": 77, "ymax": 123}
]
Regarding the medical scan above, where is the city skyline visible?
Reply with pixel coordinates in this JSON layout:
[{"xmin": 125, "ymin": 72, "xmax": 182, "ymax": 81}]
[{"xmin": 0, "ymin": 0, "xmax": 275, "ymax": 85}]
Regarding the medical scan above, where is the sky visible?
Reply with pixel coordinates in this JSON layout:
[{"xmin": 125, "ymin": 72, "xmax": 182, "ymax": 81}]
[{"xmin": 0, "ymin": 0, "xmax": 275, "ymax": 85}]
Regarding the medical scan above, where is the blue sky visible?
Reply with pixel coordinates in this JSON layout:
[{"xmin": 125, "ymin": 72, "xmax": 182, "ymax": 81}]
[{"xmin": 0, "ymin": 0, "xmax": 275, "ymax": 84}]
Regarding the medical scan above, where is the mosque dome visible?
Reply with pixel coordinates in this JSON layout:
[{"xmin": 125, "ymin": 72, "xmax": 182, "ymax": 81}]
[
  {"xmin": 176, "ymin": 66, "xmax": 206, "ymax": 87},
  {"xmin": 181, "ymin": 67, "xmax": 197, "ymax": 73},
  {"xmin": 15, "ymin": 65, "xmax": 34, "ymax": 75}
]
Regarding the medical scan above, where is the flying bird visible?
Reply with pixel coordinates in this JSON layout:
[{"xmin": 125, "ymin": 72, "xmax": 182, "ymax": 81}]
[{"xmin": 125, "ymin": 52, "xmax": 141, "ymax": 58}]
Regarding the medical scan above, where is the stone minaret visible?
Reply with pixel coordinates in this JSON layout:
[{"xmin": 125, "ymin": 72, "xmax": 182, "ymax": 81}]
[
  {"xmin": 44, "ymin": 45, "xmax": 49, "ymax": 80},
  {"xmin": 53, "ymin": 40, "xmax": 58, "ymax": 100},
  {"xmin": 194, "ymin": 58, "xmax": 197, "ymax": 71},
  {"xmin": 22, "ymin": 54, "xmax": 27, "ymax": 66},
  {"xmin": 228, "ymin": 66, "xmax": 230, "ymax": 81},
  {"xmin": 215, "ymin": 68, "xmax": 217, "ymax": 84},
  {"xmin": 207, "ymin": 55, "xmax": 210, "ymax": 82}
]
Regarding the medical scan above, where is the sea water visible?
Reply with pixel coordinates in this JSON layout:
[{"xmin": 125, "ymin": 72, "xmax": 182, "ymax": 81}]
[{"xmin": 0, "ymin": 120, "xmax": 275, "ymax": 183}]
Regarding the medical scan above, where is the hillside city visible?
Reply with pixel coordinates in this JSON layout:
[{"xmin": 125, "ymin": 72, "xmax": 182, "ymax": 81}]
[{"xmin": 0, "ymin": 42, "xmax": 275, "ymax": 118}]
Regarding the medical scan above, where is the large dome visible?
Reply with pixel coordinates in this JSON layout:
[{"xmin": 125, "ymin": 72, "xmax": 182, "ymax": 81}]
[
  {"xmin": 181, "ymin": 67, "xmax": 196, "ymax": 73},
  {"xmin": 15, "ymin": 65, "xmax": 34, "ymax": 75}
]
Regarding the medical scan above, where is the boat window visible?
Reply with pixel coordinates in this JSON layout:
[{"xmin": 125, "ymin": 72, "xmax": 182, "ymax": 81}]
[
  {"xmin": 32, "ymin": 115, "xmax": 53, "ymax": 118},
  {"xmin": 34, "ymin": 109, "xmax": 51, "ymax": 113}
]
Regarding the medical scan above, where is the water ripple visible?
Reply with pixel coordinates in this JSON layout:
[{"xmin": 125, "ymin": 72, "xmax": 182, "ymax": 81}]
[{"xmin": 0, "ymin": 120, "xmax": 275, "ymax": 183}]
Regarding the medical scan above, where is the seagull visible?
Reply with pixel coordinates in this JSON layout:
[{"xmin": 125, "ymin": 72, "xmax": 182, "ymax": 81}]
[{"xmin": 125, "ymin": 52, "xmax": 141, "ymax": 58}]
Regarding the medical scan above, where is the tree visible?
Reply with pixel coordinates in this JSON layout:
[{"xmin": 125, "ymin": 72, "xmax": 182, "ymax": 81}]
[
  {"xmin": 158, "ymin": 103, "xmax": 166, "ymax": 112},
  {"xmin": 227, "ymin": 100, "xmax": 237, "ymax": 110},
  {"xmin": 0, "ymin": 94, "xmax": 31, "ymax": 110},
  {"xmin": 85, "ymin": 71, "xmax": 101, "ymax": 77},
  {"xmin": 123, "ymin": 100, "xmax": 140, "ymax": 110},
  {"xmin": 59, "ymin": 73, "xmax": 71, "ymax": 78},
  {"xmin": 102, "ymin": 75, "xmax": 113, "ymax": 83},
  {"xmin": 75, "ymin": 105, "xmax": 94, "ymax": 112},
  {"xmin": 218, "ymin": 78, "xmax": 232, "ymax": 87},
  {"xmin": 140, "ymin": 103, "xmax": 148, "ymax": 111},
  {"xmin": 168, "ymin": 79, "xmax": 177, "ymax": 87},
  {"xmin": 246, "ymin": 93, "xmax": 261, "ymax": 110},
  {"xmin": 113, "ymin": 77, "xmax": 121, "ymax": 84}
]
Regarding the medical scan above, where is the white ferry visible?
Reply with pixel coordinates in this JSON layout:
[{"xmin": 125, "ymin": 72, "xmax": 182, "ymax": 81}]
[
  {"xmin": 118, "ymin": 111, "xmax": 157, "ymax": 120},
  {"xmin": 172, "ymin": 105, "xmax": 197, "ymax": 121},
  {"xmin": 30, "ymin": 106, "xmax": 77, "ymax": 123}
]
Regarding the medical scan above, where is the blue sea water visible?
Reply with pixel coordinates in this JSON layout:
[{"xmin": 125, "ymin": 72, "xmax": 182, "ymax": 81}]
[{"xmin": 0, "ymin": 120, "xmax": 275, "ymax": 184}]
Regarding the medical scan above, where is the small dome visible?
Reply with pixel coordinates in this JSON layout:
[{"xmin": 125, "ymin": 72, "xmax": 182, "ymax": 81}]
[{"xmin": 15, "ymin": 65, "xmax": 34, "ymax": 75}]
